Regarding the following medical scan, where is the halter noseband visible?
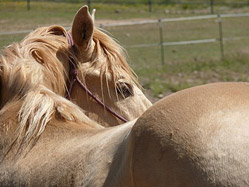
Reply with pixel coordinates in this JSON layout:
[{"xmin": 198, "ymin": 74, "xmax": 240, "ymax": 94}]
[{"xmin": 66, "ymin": 32, "xmax": 128, "ymax": 123}]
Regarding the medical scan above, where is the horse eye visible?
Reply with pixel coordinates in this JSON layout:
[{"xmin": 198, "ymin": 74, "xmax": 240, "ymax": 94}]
[{"xmin": 116, "ymin": 82, "xmax": 134, "ymax": 98}]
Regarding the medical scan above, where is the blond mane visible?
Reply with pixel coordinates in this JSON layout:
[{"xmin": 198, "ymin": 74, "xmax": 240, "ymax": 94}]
[
  {"xmin": 80, "ymin": 28, "xmax": 139, "ymax": 88},
  {"xmin": 0, "ymin": 25, "xmax": 138, "ymax": 145},
  {"xmin": 73, "ymin": 27, "xmax": 141, "ymax": 103},
  {"xmin": 1, "ymin": 26, "xmax": 69, "ymax": 97},
  {"xmin": 0, "ymin": 26, "xmax": 101, "ymax": 146},
  {"xmin": 97, "ymin": 28, "xmax": 138, "ymax": 84}
]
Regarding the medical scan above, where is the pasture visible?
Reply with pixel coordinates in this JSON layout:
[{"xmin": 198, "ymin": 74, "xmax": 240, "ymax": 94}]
[{"xmin": 1, "ymin": 1, "xmax": 249, "ymax": 101}]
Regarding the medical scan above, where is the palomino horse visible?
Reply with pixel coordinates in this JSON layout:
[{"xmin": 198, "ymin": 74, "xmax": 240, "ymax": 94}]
[
  {"xmin": 2, "ymin": 82, "xmax": 249, "ymax": 186},
  {"xmin": 1, "ymin": 6, "xmax": 249, "ymax": 187},
  {"xmin": 0, "ymin": 6, "xmax": 151, "ymax": 128},
  {"xmin": 67, "ymin": 7, "xmax": 151, "ymax": 126}
]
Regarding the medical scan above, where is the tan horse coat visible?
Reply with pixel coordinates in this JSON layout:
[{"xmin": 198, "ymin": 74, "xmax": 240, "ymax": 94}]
[
  {"xmin": 0, "ymin": 98, "xmax": 134, "ymax": 186},
  {"xmin": 1, "ymin": 5, "xmax": 248, "ymax": 187},
  {"xmin": 1, "ymin": 82, "xmax": 249, "ymax": 187},
  {"xmin": 132, "ymin": 82, "xmax": 249, "ymax": 187},
  {"xmin": 0, "ymin": 5, "xmax": 149, "ymax": 186}
]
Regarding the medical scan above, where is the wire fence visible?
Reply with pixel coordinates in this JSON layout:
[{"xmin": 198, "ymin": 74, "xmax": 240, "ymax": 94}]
[
  {"xmin": 21, "ymin": 0, "xmax": 249, "ymax": 5},
  {"xmin": 86, "ymin": 0, "xmax": 249, "ymax": 14},
  {"xmin": 14, "ymin": 0, "xmax": 249, "ymax": 14},
  {"xmin": 101, "ymin": 12, "xmax": 249, "ymax": 65},
  {"xmin": 1, "ymin": 12, "xmax": 249, "ymax": 66}
]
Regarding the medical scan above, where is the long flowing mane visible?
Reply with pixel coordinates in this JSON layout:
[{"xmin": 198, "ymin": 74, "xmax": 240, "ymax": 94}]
[
  {"xmin": 0, "ymin": 23, "xmax": 139, "ymax": 146},
  {"xmin": 0, "ymin": 25, "xmax": 101, "ymax": 147},
  {"xmin": 94, "ymin": 28, "xmax": 138, "ymax": 83},
  {"xmin": 78, "ymin": 28, "xmax": 140, "ymax": 93},
  {"xmin": 0, "ymin": 26, "xmax": 69, "ymax": 98}
]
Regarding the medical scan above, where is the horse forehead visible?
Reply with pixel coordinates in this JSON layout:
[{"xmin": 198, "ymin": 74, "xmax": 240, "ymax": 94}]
[{"xmin": 78, "ymin": 63, "xmax": 124, "ymax": 81}]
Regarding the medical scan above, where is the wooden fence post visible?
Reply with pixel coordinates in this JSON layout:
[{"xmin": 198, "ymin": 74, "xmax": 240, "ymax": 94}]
[
  {"xmin": 27, "ymin": 0, "xmax": 30, "ymax": 10},
  {"xmin": 148, "ymin": 0, "xmax": 152, "ymax": 12},
  {"xmin": 158, "ymin": 19, "xmax": 165, "ymax": 65},
  {"xmin": 217, "ymin": 13, "xmax": 224, "ymax": 59},
  {"xmin": 210, "ymin": 0, "xmax": 214, "ymax": 14}
]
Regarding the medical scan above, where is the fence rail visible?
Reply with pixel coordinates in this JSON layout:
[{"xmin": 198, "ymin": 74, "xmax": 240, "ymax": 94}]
[
  {"xmin": 2, "ymin": 12, "xmax": 248, "ymax": 35},
  {"xmin": 1, "ymin": 12, "xmax": 249, "ymax": 65},
  {"xmin": 100, "ymin": 12, "xmax": 249, "ymax": 27},
  {"xmin": 101, "ymin": 12, "xmax": 249, "ymax": 64},
  {"xmin": 13, "ymin": 0, "xmax": 249, "ymax": 13},
  {"xmin": 128, "ymin": 36, "xmax": 249, "ymax": 47}
]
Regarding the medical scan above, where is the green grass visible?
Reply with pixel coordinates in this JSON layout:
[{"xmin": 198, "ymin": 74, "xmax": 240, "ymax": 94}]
[
  {"xmin": 135, "ymin": 51, "xmax": 249, "ymax": 98},
  {"xmin": 1, "ymin": 1, "xmax": 249, "ymax": 101},
  {"xmin": 107, "ymin": 16, "xmax": 249, "ymax": 66},
  {"xmin": 106, "ymin": 17, "xmax": 249, "ymax": 99}
]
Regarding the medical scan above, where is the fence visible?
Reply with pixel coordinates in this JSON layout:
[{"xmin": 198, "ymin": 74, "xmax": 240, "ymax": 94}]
[
  {"xmin": 1, "ymin": 12, "xmax": 249, "ymax": 66},
  {"xmin": 86, "ymin": 0, "xmax": 249, "ymax": 14},
  {"xmin": 19, "ymin": 0, "xmax": 249, "ymax": 14},
  {"xmin": 100, "ymin": 12, "xmax": 249, "ymax": 65}
]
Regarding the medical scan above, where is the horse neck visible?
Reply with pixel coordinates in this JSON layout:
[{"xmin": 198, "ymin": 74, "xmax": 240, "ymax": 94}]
[
  {"xmin": 0, "ymin": 100, "xmax": 23, "ymax": 162},
  {"xmin": 1, "ymin": 119, "xmax": 136, "ymax": 186},
  {"xmin": 0, "ymin": 83, "xmax": 104, "ymax": 162}
]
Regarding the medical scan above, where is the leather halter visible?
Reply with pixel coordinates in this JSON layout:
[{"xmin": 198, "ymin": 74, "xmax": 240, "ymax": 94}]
[{"xmin": 65, "ymin": 33, "xmax": 128, "ymax": 123}]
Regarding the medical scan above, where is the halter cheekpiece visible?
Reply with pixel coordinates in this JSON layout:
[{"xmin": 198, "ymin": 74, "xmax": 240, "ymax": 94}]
[{"xmin": 65, "ymin": 32, "xmax": 128, "ymax": 123}]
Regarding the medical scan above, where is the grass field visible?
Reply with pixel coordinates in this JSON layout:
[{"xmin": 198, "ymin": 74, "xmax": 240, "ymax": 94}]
[{"xmin": 1, "ymin": 1, "xmax": 249, "ymax": 101}]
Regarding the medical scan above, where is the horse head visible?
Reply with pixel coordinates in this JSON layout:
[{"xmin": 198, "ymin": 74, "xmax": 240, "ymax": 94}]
[
  {"xmin": 0, "ymin": 23, "xmax": 102, "ymax": 149},
  {"xmin": 0, "ymin": 6, "xmax": 151, "ymax": 129},
  {"xmin": 68, "ymin": 6, "xmax": 152, "ymax": 127}
]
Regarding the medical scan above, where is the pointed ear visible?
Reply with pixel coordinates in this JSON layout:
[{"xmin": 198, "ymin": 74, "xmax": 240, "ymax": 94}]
[{"xmin": 71, "ymin": 6, "xmax": 94, "ymax": 50}]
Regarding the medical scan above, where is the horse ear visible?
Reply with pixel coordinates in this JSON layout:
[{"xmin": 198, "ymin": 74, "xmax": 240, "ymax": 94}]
[{"xmin": 72, "ymin": 6, "xmax": 94, "ymax": 50}]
